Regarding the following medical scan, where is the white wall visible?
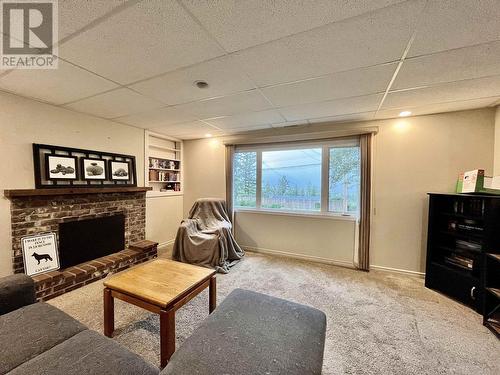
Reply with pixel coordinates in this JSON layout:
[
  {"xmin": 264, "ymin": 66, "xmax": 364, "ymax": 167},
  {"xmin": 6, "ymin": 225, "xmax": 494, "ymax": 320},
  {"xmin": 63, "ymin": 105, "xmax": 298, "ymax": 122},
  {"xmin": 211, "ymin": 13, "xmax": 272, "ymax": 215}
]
[
  {"xmin": 235, "ymin": 211, "xmax": 356, "ymax": 266},
  {"xmin": 0, "ymin": 91, "xmax": 181, "ymax": 276},
  {"xmin": 371, "ymin": 109, "xmax": 493, "ymax": 273},
  {"xmin": 494, "ymin": 106, "xmax": 500, "ymax": 175},
  {"xmin": 182, "ymin": 108, "xmax": 495, "ymax": 274},
  {"xmin": 183, "ymin": 137, "xmax": 226, "ymax": 216},
  {"xmin": 146, "ymin": 195, "xmax": 183, "ymax": 247}
]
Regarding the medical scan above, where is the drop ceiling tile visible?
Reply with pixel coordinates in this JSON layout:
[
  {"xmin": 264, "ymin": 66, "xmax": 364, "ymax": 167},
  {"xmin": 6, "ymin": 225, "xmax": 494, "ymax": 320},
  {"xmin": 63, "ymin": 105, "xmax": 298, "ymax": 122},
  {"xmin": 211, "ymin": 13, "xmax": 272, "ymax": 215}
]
[
  {"xmin": 262, "ymin": 63, "xmax": 396, "ymax": 107},
  {"xmin": 150, "ymin": 120, "xmax": 222, "ymax": 139},
  {"xmin": 394, "ymin": 41, "xmax": 500, "ymax": 90},
  {"xmin": 308, "ymin": 112, "xmax": 376, "ymax": 125},
  {"xmin": 59, "ymin": 0, "xmax": 225, "ymax": 84},
  {"xmin": 232, "ymin": 0, "xmax": 425, "ymax": 86},
  {"xmin": 222, "ymin": 125, "xmax": 273, "ymax": 134},
  {"xmin": 409, "ymin": 0, "xmax": 500, "ymax": 57},
  {"xmin": 0, "ymin": 60, "xmax": 118, "ymax": 105},
  {"xmin": 176, "ymin": 132, "xmax": 224, "ymax": 140},
  {"xmin": 204, "ymin": 110, "xmax": 284, "ymax": 129},
  {"xmin": 129, "ymin": 55, "xmax": 256, "ymax": 105},
  {"xmin": 176, "ymin": 90, "xmax": 273, "ymax": 119},
  {"xmin": 375, "ymin": 97, "xmax": 500, "ymax": 119},
  {"xmin": 280, "ymin": 94, "xmax": 383, "ymax": 122},
  {"xmin": 270, "ymin": 120, "xmax": 307, "ymax": 128},
  {"xmin": 383, "ymin": 75, "xmax": 500, "ymax": 110},
  {"xmin": 181, "ymin": 0, "xmax": 406, "ymax": 52},
  {"xmin": 58, "ymin": 0, "xmax": 128, "ymax": 40},
  {"xmin": 115, "ymin": 106, "xmax": 198, "ymax": 128},
  {"xmin": 64, "ymin": 88, "xmax": 164, "ymax": 118}
]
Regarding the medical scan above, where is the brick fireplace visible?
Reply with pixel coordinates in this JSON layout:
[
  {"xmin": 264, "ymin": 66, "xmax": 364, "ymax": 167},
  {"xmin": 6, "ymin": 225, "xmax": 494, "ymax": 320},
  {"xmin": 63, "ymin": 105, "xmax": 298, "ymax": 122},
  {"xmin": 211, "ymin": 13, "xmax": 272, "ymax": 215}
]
[{"xmin": 4, "ymin": 187, "xmax": 157, "ymax": 300}]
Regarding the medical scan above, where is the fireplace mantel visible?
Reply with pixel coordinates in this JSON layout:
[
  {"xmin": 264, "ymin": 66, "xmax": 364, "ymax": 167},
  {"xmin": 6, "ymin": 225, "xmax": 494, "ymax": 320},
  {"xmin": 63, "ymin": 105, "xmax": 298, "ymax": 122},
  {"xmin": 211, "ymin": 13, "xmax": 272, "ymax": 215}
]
[{"xmin": 4, "ymin": 186, "xmax": 152, "ymax": 199}]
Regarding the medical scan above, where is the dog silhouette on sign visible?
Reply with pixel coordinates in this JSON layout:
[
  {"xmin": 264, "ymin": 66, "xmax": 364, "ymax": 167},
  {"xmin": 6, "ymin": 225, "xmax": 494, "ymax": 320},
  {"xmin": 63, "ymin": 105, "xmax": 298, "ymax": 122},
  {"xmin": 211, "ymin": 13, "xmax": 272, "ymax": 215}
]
[{"xmin": 31, "ymin": 252, "xmax": 53, "ymax": 265}]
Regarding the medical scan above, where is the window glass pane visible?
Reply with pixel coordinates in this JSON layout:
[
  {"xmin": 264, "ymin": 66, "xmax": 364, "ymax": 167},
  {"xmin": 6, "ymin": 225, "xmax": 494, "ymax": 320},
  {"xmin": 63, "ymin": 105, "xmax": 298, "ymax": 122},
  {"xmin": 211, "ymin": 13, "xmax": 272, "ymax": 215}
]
[
  {"xmin": 262, "ymin": 148, "xmax": 321, "ymax": 211},
  {"xmin": 329, "ymin": 146, "xmax": 360, "ymax": 214},
  {"xmin": 233, "ymin": 152, "xmax": 257, "ymax": 208}
]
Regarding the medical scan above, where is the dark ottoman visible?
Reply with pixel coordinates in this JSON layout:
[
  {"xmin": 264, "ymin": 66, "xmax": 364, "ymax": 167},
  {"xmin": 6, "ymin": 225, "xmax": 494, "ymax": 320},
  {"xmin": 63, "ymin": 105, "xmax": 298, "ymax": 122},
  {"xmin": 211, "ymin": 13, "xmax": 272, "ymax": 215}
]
[{"xmin": 162, "ymin": 288, "xmax": 326, "ymax": 375}]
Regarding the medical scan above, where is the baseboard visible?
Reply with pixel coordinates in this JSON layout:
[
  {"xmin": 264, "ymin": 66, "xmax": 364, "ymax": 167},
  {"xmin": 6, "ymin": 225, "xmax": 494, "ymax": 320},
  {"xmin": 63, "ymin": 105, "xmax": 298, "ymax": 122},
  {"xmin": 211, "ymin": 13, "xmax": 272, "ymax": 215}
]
[
  {"xmin": 370, "ymin": 264, "xmax": 425, "ymax": 278},
  {"xmin": 157, "ymin": 239, "xmax": 175, "ymax": 250},
  {"xmin": 243, "ymin": 246, "xmax": 355, "ymax": 269},
  {"xmin": 243, "ymin": 246, "xmax": 425, "ymax": 277}
]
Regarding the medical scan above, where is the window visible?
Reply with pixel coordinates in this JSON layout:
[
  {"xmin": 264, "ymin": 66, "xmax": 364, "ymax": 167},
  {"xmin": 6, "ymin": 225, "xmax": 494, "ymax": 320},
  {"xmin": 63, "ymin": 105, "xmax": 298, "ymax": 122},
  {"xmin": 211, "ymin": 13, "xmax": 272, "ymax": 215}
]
[
  {"xmin": 262, "ymin": 149, "xmax": 322, "ymax": 211},
  {"xmin": 233, "ymin": 139, "xmax": 361, "ymax": 216}
]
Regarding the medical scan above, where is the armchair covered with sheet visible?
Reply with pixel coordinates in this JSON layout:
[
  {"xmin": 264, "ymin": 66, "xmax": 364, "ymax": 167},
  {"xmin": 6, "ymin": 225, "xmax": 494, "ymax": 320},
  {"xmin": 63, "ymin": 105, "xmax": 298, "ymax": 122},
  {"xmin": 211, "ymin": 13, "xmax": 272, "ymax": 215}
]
[{"xmin": 172, "ymin": 198, "xmax": 244, "ymax": 273}]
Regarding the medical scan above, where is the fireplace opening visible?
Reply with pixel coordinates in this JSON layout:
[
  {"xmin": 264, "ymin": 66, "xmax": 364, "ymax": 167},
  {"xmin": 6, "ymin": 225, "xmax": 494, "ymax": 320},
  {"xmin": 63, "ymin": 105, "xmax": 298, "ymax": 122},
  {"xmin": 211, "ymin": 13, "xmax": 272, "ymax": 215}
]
[{"xmin": 59, "ymin": 214, "xmax": 125, "ymax": 269}]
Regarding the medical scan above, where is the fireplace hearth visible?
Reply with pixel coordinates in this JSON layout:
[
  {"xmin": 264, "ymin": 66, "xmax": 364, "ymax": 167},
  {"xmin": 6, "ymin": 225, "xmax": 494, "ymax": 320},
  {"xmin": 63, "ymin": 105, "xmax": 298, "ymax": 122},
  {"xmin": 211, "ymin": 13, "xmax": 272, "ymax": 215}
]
[{"xmin": 5, "ymin": 187, "xmax": 157, "ymax": 300}]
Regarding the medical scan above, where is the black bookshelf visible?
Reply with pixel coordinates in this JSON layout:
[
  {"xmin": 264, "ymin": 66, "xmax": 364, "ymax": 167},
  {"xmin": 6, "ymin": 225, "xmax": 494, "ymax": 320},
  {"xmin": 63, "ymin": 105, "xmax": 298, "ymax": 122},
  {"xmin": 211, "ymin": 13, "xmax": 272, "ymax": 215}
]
[
  {"xmin": 483, "ymin": 253, "xmax": 500, "ymax": 338},
  {"xmin": 426, "ymin": 193, "xmax": 500, "ymax": 313}
]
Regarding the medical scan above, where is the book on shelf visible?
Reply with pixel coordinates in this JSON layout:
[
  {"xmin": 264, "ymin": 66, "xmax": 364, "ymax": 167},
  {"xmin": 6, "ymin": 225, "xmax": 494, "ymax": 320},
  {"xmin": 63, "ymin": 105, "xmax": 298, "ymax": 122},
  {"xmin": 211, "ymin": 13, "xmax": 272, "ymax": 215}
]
[
  {"xmin": 161, "ymin": 183, "xmax": 181, "ymax": 192},
  {"xmin": 149, "ymin": 169, "xmax": 180, "ymax": 182},
  {"xmin": 455, "ymin": 239, "xmax": 481, "ymax": 252},
  {"xmin": 448, "ymin": 218, "xmax": 483, "ymax": 234},
  {"xmin": 444, "ymin": 254, "xmax": 474, "ymax": 270},
  {"xmin": 149, "ymin": 157, "xmax": 179, "ymax": 170}
]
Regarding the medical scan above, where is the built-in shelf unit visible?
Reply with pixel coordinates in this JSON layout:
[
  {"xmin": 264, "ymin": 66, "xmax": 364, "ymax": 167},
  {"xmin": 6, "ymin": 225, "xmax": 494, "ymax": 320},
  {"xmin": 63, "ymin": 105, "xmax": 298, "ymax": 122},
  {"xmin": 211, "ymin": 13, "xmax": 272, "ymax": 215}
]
[{"xmin": 145, "ymin": 131, "xmax": 182, "ymax": 197}]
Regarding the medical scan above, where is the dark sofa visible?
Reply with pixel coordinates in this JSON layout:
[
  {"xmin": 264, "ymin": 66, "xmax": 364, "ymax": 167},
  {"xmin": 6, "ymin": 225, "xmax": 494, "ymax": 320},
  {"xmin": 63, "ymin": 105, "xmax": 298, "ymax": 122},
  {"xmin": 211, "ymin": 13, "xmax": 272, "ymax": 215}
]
[{"xmin": 0, "ymin": 274, "xmax": 326, "ymax": 374}]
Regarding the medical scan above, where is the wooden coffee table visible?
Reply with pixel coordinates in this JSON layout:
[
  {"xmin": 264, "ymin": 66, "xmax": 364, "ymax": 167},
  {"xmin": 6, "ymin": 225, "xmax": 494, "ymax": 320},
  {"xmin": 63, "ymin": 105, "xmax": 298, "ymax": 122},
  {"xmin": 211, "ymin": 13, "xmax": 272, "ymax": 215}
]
[{"xmin": 103, "ymin": 259, "xmax": 216, "ymax": 367}]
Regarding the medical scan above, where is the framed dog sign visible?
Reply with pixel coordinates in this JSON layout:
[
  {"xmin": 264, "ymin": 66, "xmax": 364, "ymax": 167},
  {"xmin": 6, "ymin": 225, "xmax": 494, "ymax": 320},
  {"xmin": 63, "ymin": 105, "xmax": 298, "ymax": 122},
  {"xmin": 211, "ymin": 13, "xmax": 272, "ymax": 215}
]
[{"xmin": 21, "ymin": 233, "xmax": 60, "ymax": 276}]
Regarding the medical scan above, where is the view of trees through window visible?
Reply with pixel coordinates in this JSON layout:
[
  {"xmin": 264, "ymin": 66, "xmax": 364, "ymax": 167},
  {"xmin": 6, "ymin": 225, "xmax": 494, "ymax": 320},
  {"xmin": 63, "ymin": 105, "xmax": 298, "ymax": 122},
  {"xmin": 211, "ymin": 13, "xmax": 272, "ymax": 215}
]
[
  {"xmin": 233, "ymin": 152, "xmax": 257, "ymax": 207},
  {"xmin": 233, "ymin": 143, "xmax": 360, "ymax": 215},
  {"xmin": 262, "ymin": 149, "xmax": 321, "ymax": 211},
  {"xmin": 329, "ymin": 147, "xmax": 360, "ymax": 214}
]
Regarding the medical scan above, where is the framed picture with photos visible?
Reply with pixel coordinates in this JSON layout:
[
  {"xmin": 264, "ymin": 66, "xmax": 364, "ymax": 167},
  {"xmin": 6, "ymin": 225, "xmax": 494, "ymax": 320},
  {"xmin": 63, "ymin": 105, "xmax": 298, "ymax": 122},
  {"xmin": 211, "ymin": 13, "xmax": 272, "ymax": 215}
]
[{"xmin": 34, "ymin": 144, "xmax": 137, "ymax": 188}]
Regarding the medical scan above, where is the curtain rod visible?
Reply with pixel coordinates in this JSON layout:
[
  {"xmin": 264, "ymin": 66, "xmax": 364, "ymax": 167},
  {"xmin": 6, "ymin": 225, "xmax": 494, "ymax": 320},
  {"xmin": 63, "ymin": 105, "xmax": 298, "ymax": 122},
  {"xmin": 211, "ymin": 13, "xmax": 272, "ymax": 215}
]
[{"xmin": 222, "ymin": 126, "xmax": 378, "ymax": 145}]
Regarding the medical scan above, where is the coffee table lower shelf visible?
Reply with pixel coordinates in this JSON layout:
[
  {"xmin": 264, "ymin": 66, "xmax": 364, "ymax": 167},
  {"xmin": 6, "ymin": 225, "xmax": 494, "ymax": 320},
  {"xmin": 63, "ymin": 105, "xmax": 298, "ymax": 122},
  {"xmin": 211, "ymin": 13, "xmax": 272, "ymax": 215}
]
[{"xmin": 103, "ymin": 274, "xmax": 216, "ymax": 367}]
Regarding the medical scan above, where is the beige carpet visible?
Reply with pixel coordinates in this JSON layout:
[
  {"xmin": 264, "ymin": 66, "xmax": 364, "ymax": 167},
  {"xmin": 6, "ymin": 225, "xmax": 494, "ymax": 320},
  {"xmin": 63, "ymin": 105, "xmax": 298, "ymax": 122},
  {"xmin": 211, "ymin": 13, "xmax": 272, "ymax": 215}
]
[{"xmin": 49, "ymin": 252, "xmax": 499, "ymax": 374}]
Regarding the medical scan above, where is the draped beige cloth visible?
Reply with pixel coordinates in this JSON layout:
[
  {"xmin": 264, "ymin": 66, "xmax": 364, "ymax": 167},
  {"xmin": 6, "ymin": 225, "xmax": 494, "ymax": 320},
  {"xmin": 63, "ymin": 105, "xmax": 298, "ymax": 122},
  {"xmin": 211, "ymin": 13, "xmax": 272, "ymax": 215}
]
[
  {"xmin": 358, "ymin": 133, "xmax": 373, "ymax": 271},
  {"xmin": 172, "ymin": 198, "xmax": 244, "ymax": 273}
]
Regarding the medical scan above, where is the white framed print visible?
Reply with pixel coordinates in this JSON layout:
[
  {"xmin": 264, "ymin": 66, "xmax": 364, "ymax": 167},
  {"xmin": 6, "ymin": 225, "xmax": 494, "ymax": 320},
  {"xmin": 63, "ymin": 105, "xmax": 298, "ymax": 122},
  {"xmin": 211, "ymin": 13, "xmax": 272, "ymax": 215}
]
[
  {"xmin": 82, "ymin": 158, "xmax": 106, "ymax": 180},
  {"xmin": 22, "ymin": 233, "xmax": 60, "ymax": 276},
  {"xmin": 109, "ymin": 160, "xmax": 130, "ymax": 181}
]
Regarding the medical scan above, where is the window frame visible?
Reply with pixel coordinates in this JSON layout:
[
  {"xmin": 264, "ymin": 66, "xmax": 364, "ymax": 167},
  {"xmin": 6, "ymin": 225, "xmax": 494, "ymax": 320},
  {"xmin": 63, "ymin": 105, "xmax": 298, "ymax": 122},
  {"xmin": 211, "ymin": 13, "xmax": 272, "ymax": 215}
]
[{"xmin": 233, "ymin": 138, "xmax": 360, "ymax": 218}]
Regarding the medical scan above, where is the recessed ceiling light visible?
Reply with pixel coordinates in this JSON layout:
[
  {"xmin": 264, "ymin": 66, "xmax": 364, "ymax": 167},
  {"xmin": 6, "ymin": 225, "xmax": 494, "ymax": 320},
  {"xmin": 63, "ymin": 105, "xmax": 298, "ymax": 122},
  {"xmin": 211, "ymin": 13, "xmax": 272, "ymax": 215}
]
[
  {"xmin": 399, "ymin": 111, "xmax": 412, "ymax": 117},
  {"xmin": 205, "ymin": 133, "xmax": 212, "ymax": 138},
  {"xmin": 194, "ymin": 80, "xmax": 209, "ymax": 89}
]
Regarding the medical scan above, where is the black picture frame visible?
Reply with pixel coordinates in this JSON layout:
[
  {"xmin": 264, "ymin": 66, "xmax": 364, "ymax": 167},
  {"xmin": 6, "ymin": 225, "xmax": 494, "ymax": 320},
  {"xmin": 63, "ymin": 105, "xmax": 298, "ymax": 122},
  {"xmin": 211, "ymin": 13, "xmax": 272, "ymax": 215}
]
[
  {"xmin": 81, "ymin": 158, "xmax": 107, "ymax": 180},
  {"xmin": 109, "ymin": 160, "xmax": 131, "ymax": 181},
  {"xmin": 45, "ymin": 154, "xmax": 78, "ymax": 181},
  {"xmin": 33, "ymin": 144, "xmax": 137, "ymax": 188}
]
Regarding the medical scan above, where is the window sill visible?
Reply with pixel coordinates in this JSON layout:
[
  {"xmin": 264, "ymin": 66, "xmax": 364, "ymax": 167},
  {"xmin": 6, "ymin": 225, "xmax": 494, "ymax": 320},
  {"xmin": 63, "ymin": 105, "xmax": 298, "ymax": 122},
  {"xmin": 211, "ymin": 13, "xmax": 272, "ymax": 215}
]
[{"xmin": 234, "ymin": 208, "xmax": 358, "ymax": 222}]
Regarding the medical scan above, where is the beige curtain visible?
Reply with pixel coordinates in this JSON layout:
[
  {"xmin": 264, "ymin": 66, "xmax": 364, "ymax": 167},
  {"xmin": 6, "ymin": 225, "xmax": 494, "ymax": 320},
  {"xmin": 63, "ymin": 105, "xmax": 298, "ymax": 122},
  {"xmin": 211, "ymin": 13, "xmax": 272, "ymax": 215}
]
[
  {"xmin": 358, "ymin": 133, "xmax": 373, "ymax": 271},
  {"xmin": 225, "ymin": 145, "xmax": 235, "ymax": 225}
]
